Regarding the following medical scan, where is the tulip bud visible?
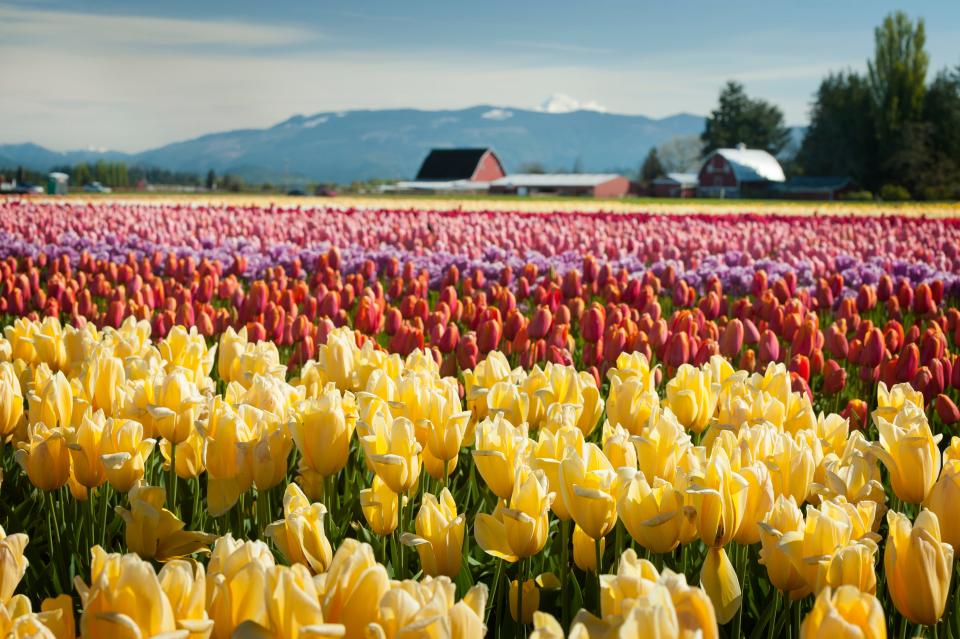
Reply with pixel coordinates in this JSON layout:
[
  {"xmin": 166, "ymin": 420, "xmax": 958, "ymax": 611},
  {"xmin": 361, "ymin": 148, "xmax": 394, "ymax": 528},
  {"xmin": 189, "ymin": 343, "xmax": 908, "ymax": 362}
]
[
  {"xmin": 719, "ymin": 319, "xmax": 744, "ymax": 358},
  {"xmin": 758, "ymin": 330, "xmax": 780, "ymax": 365},
  {"xmin": 935, "ymin": 394, "xmax": 960, "ymax": 425}
]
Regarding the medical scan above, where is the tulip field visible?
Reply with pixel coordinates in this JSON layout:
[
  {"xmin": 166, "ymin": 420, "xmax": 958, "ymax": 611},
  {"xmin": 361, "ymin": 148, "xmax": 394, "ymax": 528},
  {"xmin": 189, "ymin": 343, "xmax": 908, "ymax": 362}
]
[{"xmin": 1, "ymin": 197, "xmax": 960, "ymax": 638}]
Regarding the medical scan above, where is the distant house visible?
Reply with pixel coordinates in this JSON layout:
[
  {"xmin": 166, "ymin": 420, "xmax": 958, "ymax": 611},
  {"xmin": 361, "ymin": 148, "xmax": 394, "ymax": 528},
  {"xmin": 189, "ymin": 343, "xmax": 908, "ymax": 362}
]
[
  {"xmin": 652, "ymin": 172, "xmax": 699, "ymax": 198},
  {"xmin": 772, "ymin": 176, "xmax": 854, "ymax": 201},
  {"xmin": 489, "ymin": 173, "xmax": 630, "ymax": 198},
  {"xmin": 697, "ymin": 144, "xmax": 785, "ymax": 198}
]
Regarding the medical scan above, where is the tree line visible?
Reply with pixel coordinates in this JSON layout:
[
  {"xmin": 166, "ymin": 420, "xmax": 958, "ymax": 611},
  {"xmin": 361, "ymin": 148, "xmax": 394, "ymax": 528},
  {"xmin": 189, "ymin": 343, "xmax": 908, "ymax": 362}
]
[{"xmin": 641, "ymin": 11, "xmax": 960, "ymax": 200}]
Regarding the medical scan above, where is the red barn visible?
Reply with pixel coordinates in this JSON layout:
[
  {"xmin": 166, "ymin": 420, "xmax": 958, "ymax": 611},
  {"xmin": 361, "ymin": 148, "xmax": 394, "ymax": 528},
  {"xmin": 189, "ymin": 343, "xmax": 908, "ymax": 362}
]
[
  {"xmin": 697, "ymin": 145, "xmax": 785, "ymax": 198},
  {"xmin": 415, "ymin": 148, "xmax": 506, "ymax": 182}
]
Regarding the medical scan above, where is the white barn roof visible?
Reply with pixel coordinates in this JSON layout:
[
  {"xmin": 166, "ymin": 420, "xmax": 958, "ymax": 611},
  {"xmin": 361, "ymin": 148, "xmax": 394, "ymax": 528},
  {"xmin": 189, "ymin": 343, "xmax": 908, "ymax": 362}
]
[
  {"xmin": 709, "ymin": 147, "xmax": 785, "ymax": 183},
  {"xmin": 491, "ymin": 173, "xmax": 622, "ymax": 188}
]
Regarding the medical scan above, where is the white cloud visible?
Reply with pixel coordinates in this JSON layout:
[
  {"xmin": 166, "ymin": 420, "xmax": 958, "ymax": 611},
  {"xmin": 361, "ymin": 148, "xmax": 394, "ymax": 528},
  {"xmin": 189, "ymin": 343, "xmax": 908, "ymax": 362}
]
[
  {"xmin": 536, "ymin": 93, "xmax": 608, "ymax": 114},
  {"xmin": 0, "ymin": 5, "xmax": 316, "ymax": 50}
]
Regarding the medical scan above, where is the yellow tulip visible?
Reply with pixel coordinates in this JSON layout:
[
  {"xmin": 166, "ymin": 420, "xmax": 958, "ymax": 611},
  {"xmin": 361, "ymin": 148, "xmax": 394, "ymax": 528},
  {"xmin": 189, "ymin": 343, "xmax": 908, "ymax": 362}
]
[
  {"xmin": 617, "ymin": 469, "xmax": 695, "ymax": 554},
  {"xmin": 207, "ymin": 561, "xmax": 269, "ymax": 639},
  {"xmin": 236, "ymin": 342, "xmax": 286, "ymax": 390},
  {"xmin": 872, "ymin": 400, "xmax": 941, "ymax": 504},
  {"xmin": 813, "ymin": 432, "xmax": 886, "ymax": 509},
  {"xmin": 157, "ymin": 560, "xmax": 212, "ymax": 639},
  {"xmin": 233, "ymin": 374, "xmax": 303, "ymax": 421},
  {"xmin": 572, "ymin": 525, "xmax": 604, "ymax": 573},
  {"xmin": 80, "ymin": 355, "xmax": 125, "ymax": 416},
  {"xmin": 360, "ymin": 476, "xmax": 400, "ymax": 536},
  {"xmin": 249, "ymin": 420, "xmax": 292, "ymax": 491},
  {"xmin": 159, "ymin": 428, "xmax": 206, "ymax": 479},
  {"xmin": 945, "ymin": 435, "xmax": 960, "ymax": 465},
  {"xmin": 401, "ymin": 488, "xmax": 464, "ymax": 578},
  {"xmin": 472, "ymin": 413, "xmax": 530, "ymax": 500},
  {"xmin": 509, "ymin": 578, "xmax": 539, "ymax": 625},
  {"xmin": 558, "ymin": 443, "xmax": 618, "ymax": 540},
  {"xmin": 423, "ymin": 389, "xmax": 470, "ymax": 467},
  {"xmin": 68, "ymin": 409, "xmax": 106, "ymax": 489},
  {"xmin": 149, "ymin": 371, "xmax": 203, "ymax": 445},
  {"xmin": 605, "ymin": 375, "xmax": 659, "ymax": 436},
  {"xmin": 531, "ymin": 364, "xmax": 603, "ymax": 437},
  {"xmin": 4, "ymin": 319, "xmax": 39, "ymax": 365},
  {"xmin": 463, "ymin": 351, "xmax": 514, "ymax": 422},
  {"xmin": 158, "ymin": 325, "xmax": 216, "ymax": 386},
  {"xmin": 873, "ymin": 381, "xmax": 924, "ymax": 423},
  {"xmin": 100, "ymin": 418, "xmax": 156, "ymax": 493},
  {"xmin": 263, "ymin": 564, "xmax": 332, "ymax": 639},
  {"xmin": 800, "ymin": 586, "xmax": 886, "ymax": 639},
  {"xmin": 598, "ymin": 548, "xmax": 660, "ymax": 616},
  {"xmin": 217, "ymin": 325, "xmax": 248, "ymax": 384},
  {"xmin": 38, "ymin": 594, "xmax": 75, "ymax": 639},
  {"xmin": 700, "ymin": 547, "xmax": 741, "ymax": 626},
  {"xmin": 602, "ymin": 422, "xmax": 637, "ymax": 471},
  {"xmin": 359, "ymin": 414, "xmax": 421, "ymax": 494},
  {"xmin": 75, "ymin": 547, "xmax": 179, "ymax": 639},
  {"xmin": 687, "ymin": 448, "xmax": 748, "ymax": 549},
  {"xmin": 732, "ymin": 461, "xmax": 774, "ymax": 545},
  {"xmin": 530, "ymin": 612, "xmax": 564, "ymax": 639},
  {"xmin": 529, "ymin": 426, "xmax": 584, "ymax": 521},
  {"xmin": 607, "ymin": 351, "xmax": 655, "ymax": 388},
  {"xmin": 475, "ymin": 466, "xmax": 553, "ymax": 562},
  {"xmin": 14, "ymin": 423, "xmax": 70, "ymax": 492},
  {"xmin": 657, "ymin": 568, "xmax": 720, "ymax": 639},
  {"xmin": 924, "ymin": 459, "xmax": 960, "ymax": 550},
  {"xmin": 0, "ymin": 362, "xmax": 24, "ymax": 441},
  {"xmin": 823, "ymin": 539, "xmax": 878, "ymax": 595},
  {"xmin": 632, "ymin": 406, "xmax": 691, "ymax": 485},
  {"xmin": 367, "ymin": 576, "xmax": 484, "ymax": 639},
  {"xmin": 758, "ymin": 495, "xmax": 806, "ymax": 595},
  {"xmin": 686, "ymin": 448, "xmax": 749, "ymax": 623},
  {"xmin": 0, "ymin": 526, "xmax": 28, "ymax": 605},
  {"xmin": 316, "ymin": 539, "xmax": 390, "ymax": 639},
  {"xmin": 486, "ymin": 380, "xmax": 529, "ymax": 430},
  {"xmin": 764, "ymin": 432, "xmax": 815, "ymax": 504},
  {"xmin": 291, "ymin": 386, "xmax": 357, "ymax": 478},
  {"xmin": 27, "ymin": 371, "xmax": 72, "ymax": 430},
  {"xmin": 313, "ymin": 327, "xmax": 360, "ymax": 392},
  {"xmin": 577, "ymin": 584, "xmax": 680, "ymax": 637},
  {"xmin": 202, "ymin": 398, "xmax": 255, "ymax": 516},
  {"xmin": 265, "ymin": 483, "xmax": 333, "ymax": 574},
  {"xmin": 393, "ymin": 371, "xmax": 434, "ymax": 426},
  {"xmin": 884, "ymin": 509, "xmax": 954, "ymax": 625},
  {"xmin": 665, "ymin": 363, "xmax": 719, "ymax": 434},
  {"xmin": 117, "ymin": 482, "xmax": 216, "ymax": 561},
  {"xmin": 422, "ymin": 442, "xmax": 459, "ymax": 481}
]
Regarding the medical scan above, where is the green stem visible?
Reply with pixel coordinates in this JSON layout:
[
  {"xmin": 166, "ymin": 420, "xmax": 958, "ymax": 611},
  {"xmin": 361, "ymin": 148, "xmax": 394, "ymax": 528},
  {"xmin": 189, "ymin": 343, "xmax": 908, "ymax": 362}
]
[
  {"xmin": 732, "ymin": 544, "xmax": 747, "ymax": 639},
  {"xmin": 792, "ymin": 599, "xmax": 802, "ymax": 639},
  {"xmin": 169, "ymin": 440, "xmax": 178, "ymax": 515},
  {"xmin": 396, "ymin": 490, "xmax": 405, "ymax": 580},
  {"xmin": 516, "ymin": 558, "xmax": 525, "ymax": 634},
  {"xmin": 595, "ymin": 536, "xmax": 603, "ymax": 614},
  {"xmin": 560, "ymin": 519, "xmax": 571, "ymax": 630},
  {"xmin": 766, "ymin": 590, "xmax": 780, "ymax": 639}
]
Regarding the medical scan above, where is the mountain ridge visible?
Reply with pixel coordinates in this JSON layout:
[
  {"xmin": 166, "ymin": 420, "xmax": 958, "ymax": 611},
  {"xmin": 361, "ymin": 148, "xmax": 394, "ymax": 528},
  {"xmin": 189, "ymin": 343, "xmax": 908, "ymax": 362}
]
[{"xmin": 1, "ymin": 105, "xmax": 712, "ymax": 183}]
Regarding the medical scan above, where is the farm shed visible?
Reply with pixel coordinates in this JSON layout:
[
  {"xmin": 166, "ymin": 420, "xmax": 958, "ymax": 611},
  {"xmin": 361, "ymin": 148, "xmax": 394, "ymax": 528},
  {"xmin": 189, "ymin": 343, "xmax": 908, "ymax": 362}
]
[
  {"xmin": 696, "ymin": 145, "xmax": 785, "ymax": 198},
  {"xmin": 489, "ymin": 173, "xmax": 630, "ymax": 197},
  {"xmin": 771, "ymin": 176, "xmax": 854, "ymax": 201},
  {"xmin": 652, "ymin": 172, "xmax": 699, "ymax": 198}
]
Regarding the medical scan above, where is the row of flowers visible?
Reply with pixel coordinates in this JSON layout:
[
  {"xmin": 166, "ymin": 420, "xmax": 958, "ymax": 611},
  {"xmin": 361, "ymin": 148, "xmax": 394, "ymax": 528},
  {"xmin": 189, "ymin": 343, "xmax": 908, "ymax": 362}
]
[{"xmin": 0, "ymin": 314, "xmax": 957, "ymax": 637}]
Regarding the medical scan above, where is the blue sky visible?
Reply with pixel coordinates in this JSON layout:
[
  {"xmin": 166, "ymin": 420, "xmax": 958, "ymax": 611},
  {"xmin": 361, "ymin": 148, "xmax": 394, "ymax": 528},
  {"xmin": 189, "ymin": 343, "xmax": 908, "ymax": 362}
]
[{"xmin": 2, "ymin": 0, "xmax": 959, "ymax": 152}]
